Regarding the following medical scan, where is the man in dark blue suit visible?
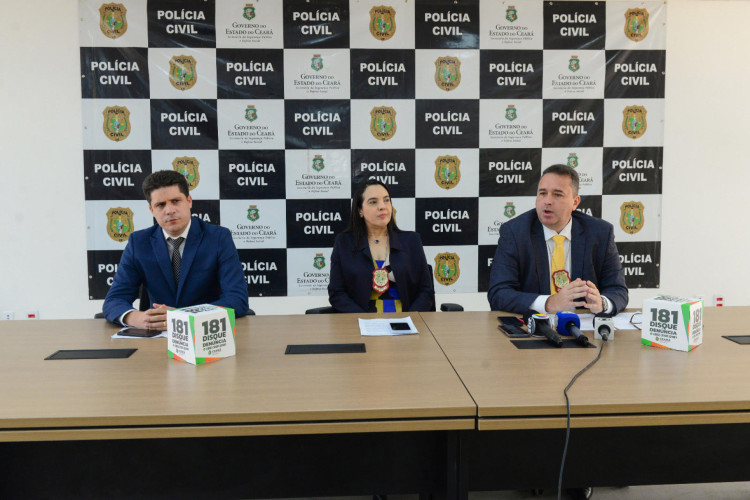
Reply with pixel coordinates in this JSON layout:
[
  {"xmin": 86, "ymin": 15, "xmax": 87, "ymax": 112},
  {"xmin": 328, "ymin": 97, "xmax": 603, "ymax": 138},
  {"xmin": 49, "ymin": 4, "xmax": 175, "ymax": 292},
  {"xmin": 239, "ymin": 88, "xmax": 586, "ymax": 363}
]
[
  {"xmin": 103, "ymin": 170, "xmax": 249, "ymax": 328},
  {"xmin": 488, "ymin": 164, "xmax": 628, "ymax": 319}
]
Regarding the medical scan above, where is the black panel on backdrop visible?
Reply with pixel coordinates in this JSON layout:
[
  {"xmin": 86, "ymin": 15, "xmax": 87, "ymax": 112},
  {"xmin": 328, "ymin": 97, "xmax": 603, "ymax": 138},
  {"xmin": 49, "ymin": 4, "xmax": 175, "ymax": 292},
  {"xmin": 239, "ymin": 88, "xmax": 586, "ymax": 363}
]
[
  {"xmin": 477, "ymin": 244, "xmax": 497, "ymax": 293},
  {"xmin": 416, "ymin": 198, "xmax": 478, "ymax": 246},
  {"xmin": 147, "ymin": 0, "xmax": 216, "ymax": 48},
  {"xmin": 286, "ymin": 199, "xmax": 350, "ymax": 248},
  {"xmin": 479, "ymin": 148, "xmax": 542, "ymax": 197},
  {"xmin": 150, "ymin": 99, "xmax": 218, "ymax": 149},
  {"xmin": 415, "ymin": 0, "xmax": 480, "ymax": 49},
  {"xmin": 616, "ymin": 241, "xmax": 661, "ymax": 288},
  {"xmin": 84, "ymin": 150, "xmax": 152, "ymax": 200},
  {"xmin": 351, "ymin": 149, "xmax": 416, "ymax": 198},
  {"xmin": 350, "ymin": 50, "xmax": 416, "ymax": 99},
  {"xmin": 237, "ymin": 249, "xmax": 288, "ymax": 297},
  {"xmin": 543, "ymin": 99, "xmax": 604, "ymax": 148},
  {"xmin": 283, "ymin": 0, "xmax": 350, "ymax": 48},
  {"xmin": 219, "ymin": 150, "xmax": 286, "ymax": 199},
  {"xmin": 416, "ymin": 100, "xmax": 480, "ymax": 148},
  {"xmin": 605, "ymin": 50, "xmax": 666, "ymax": 99},
  {"xmin": 543, "ymin": 1, "xmax": 605, "ymax": 50},
  {"xmin": 480, "ymin": 50, "xmax": 543, "ymax": 99},
  {"xmin": 80, "ymin": 47, "xmax": 150, "ymax": 99},
  {"xmin": 87, "ymin": 250, "xmax": 124, "ymax": 300},
  {"xmin": 603, "ymin": 147, "xmax": 663, "ymax": 195},
  {"xmin": 285, "ymin": 100, "xmax": 351, "ymax": 149},
  {"xmin": 216, "ymin": 49, "xmax": 285, "ymax": 99},
  {"xmin": 190, "ymin": 200, "xmax": 220, "ymax": 226},
  {"xmin": 576, "ymin": 195, "xmax": 602, "ymax": 219}
]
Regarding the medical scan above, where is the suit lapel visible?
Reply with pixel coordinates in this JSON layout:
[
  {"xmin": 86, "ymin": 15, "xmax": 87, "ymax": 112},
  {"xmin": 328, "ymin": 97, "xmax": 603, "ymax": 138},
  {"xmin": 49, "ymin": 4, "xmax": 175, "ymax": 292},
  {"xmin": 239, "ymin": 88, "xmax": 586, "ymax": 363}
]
[
  {"xmin": 151, "ymin": 229, "xmax": 176, "ymax": 295},
  {"xmin": 571, "ymin": 217, "xmax": 585, "ymax": 281},
  {"xmin": 531, "ymin": 220, "xmax": 550, "ymax": 294},
  {"xmin": 176, "ymin": 220, "xmax": 203, "ymax": 302}
]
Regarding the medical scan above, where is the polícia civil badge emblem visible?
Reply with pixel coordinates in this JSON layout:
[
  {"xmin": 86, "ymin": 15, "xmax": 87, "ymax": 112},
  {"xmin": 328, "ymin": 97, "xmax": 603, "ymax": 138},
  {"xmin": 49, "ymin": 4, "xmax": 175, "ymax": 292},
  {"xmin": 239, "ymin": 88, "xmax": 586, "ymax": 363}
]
[
  {"xmin": 106, "ymin": 207, "xmax": 134, "ymax": 243},
  {"xmin": 369, "ymin": 5, "xmax": 396, "ymax": 41},
  {"xmin": 434, "ymin": 155, "xmax": 461, "ymax": 190},
  {"xmin": 102, "ymin": 105, "xmax": 131, "ymax": 142},
  {"xmin": 247, "ymin": 205, "xmax": 260, "ymax": 222},
  {"xmin": 434, "ymin": 253, "xmax": 460, "ymax": 286},
  {"xmin": 169, "ymin": 55, "xmax": 197, "ymax": 91},
  {"xmin": 622, "ymin": 105, "xmax": 647, "ymax": 139},
  {"xmin": 99, "ymin": 3, "xmax": 127, "ymax": 39},
  {"xmin": 434, "ymin": 56, "xmax": 461, "ymax": 91},
  {"xmin": 619, "ymin": 201, "xmax": 645, "ymax": 234},
  {"xmin": 370, "ymin": 106, "xmax": 397, "ymax": 141},
  {"xmin": 552, "ymin": 269, "xmax": 571, "ymax": 293},
  {"xmin": 172, "ymin": 156, "xmax": 200, "ymax": 190},
  {"xmin": 372, "ymin": 268, "xmax": 389, "ymax": 293},
  {"xmin": 624, "ymin": 8, "xmax": 649, "ymax": 42}
]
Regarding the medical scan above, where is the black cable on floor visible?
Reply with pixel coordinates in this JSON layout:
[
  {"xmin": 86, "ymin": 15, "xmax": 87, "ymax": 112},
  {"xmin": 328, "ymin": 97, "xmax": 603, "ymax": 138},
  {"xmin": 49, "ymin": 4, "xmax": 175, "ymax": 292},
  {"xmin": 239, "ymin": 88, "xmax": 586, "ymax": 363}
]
[{"xmin": 557, "ymin": 337, "xmax": 608, "ymax": 500}]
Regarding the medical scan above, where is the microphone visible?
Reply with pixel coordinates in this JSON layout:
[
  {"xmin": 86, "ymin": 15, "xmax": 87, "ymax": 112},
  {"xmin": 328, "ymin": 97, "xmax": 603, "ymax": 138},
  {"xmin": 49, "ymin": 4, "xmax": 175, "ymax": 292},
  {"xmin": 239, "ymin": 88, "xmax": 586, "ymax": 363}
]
[
  {"xmin": 555, "ymin": 311, "xmax": 591, "ymax": 347},
  {"xmin": 527, "ymin": 314, "xmax": 563, "ymax": 348},
  {"xmin": 594, "ymin": 316, "xmax": 615, "ymax": 341}
]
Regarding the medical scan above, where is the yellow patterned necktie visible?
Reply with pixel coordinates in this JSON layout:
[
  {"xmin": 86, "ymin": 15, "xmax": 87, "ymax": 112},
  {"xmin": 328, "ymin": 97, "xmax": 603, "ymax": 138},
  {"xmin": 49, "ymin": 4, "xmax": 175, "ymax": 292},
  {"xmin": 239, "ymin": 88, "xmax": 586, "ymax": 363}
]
[{"xmin": 550, "ymin": 235, "xmax": 566, "ymax": 295}]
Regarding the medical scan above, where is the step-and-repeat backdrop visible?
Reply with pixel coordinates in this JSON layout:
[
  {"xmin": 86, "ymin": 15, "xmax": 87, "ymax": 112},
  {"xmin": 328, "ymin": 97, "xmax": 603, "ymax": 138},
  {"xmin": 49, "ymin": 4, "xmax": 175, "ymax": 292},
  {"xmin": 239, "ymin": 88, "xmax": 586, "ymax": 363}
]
[{"xmin": 80, "ymin": 0, "xmax": 665, "ymax": 301}]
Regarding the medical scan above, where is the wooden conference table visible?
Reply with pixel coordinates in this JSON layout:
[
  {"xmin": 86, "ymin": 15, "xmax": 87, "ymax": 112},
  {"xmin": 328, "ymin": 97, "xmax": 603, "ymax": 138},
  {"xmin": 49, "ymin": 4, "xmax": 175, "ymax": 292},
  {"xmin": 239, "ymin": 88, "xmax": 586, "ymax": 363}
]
[
  {"xmin": 0, "ymin": 313, "xmax": 475, "ymax": 499},
  {"xmin": 2, "ymin": 307, "xmax": 750, "ymax": 498},
  {"xmin": 421, "ymin": 307, "xmax": 750, "ymax": 493}
]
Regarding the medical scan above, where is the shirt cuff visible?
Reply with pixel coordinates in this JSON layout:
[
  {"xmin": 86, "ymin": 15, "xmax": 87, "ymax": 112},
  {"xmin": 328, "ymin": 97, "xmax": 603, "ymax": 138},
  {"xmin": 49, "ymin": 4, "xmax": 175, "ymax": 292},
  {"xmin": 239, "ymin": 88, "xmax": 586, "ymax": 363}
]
[
  {"xmin": 118, "ymin": 309, "xmax": 137, "ymax": 327},
  {"xmin": 602, "ymin": 295, "xmax": 614, "ymax": 315},
  {"xmin": 531, "ymin": 295, "xmax": 550, "ymax": 315}
]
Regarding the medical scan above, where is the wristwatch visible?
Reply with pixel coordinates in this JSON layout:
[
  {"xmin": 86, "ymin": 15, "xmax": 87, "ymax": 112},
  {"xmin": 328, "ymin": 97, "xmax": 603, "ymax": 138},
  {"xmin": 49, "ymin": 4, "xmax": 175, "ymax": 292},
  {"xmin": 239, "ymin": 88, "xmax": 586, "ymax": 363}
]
[{"xmin": 600, "ymin": 295, "xmax": 610, "ymax": 313}]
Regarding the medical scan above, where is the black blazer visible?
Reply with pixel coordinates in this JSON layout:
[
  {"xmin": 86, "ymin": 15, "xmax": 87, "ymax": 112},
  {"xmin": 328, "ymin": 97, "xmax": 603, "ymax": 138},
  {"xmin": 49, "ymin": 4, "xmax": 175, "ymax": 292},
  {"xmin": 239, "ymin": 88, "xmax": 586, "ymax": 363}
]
[{"xmin": 328, "ymin": 230, "xmax": 435, "ymax": 312}]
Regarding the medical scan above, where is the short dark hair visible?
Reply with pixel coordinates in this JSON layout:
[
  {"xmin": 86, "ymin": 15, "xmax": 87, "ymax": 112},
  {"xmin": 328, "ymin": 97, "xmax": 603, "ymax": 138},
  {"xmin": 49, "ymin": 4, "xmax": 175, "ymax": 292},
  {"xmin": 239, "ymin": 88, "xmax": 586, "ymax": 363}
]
[
  {"xmin": 142, "ymin": 170, "xmax": 190, "ymax": 203},
  {"xmin": 343, "ymin": 179, "xmax": 400, "ymax": 244},
  {"xmin": 541, "ymin": 164, "xmax": 580, "ymax": 197}
]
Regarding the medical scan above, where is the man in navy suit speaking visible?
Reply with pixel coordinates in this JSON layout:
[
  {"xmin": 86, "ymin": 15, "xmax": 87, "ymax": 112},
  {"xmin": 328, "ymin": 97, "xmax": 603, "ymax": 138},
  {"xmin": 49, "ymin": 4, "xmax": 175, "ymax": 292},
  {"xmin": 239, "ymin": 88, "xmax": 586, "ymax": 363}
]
[
  {"xmin": 103, "ymin": 170, "xmax": 249, "ymax": 328},
  {"xmin": 487, "ymin": 164, "xmax": 628, "ymax": 319}
]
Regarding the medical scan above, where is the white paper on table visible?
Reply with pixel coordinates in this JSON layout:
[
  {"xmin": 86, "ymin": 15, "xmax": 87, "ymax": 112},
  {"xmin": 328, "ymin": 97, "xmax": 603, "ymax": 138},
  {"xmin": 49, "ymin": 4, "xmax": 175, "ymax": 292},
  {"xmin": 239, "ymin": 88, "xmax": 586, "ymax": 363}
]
[
  {"xmin": 358, "ymin": 317, "xmax": 418, "ymax": 336},
  {"xmin": 578, "ymin": 312, "xmax": 640, "ymax": 331}
]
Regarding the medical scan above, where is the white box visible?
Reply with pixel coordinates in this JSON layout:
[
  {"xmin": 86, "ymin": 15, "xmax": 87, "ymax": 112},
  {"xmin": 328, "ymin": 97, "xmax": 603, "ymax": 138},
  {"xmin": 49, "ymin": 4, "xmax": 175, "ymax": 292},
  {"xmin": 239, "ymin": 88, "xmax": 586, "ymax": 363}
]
[
  {"xmin": 642, "ymin": 295, "xmax": 703, "ymax": 352},
  {"xmin": 167, "ymin": 305, "xmax": 236, "ymax": 365}
]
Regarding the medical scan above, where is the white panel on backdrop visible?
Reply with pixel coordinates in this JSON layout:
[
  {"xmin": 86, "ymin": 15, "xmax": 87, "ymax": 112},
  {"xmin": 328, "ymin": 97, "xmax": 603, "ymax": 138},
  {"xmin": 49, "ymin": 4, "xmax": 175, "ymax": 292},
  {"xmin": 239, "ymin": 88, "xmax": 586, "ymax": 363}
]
[
  {"xmin": 602, "ymin": 194, "xmax": 662, "ymax": 243},
  {"xmin": 285, "ymin": 149, "xmax": 352, "ymax": 199},
  {"xmin": 392, "ymin": 198, "xmax": 415, "ymax": 232},
  {"xmin": 478, "ymin": 197, "xmax": 537, "ymax": 246},
  {"xmin": 283, "ymin": 49, "xmax": 351, "ymax": 100},
  {"xmin": 79, "ymin": 0, "xmax": 148, "ymax": 48},
  {"xmin": 414, "ymin": 50, "xmax": 480, "ymax": 100},
  {"xmin": 287, "ymin": 248, "xmax": 333, "ymax": 296},
  {"xmin": 220, "ymin": 199, "xmax": 286, "ymax": 249},
  {"xmin": 424, "ymin": 245, "xmax": 478, "ymax": 294},
  {"xmin": 82, "ymin": 98, "xmax": 151, "ymax": 149},
  {"xmin": 350, "ymin": 99, "xmax": 416, "ymax": 149},
  {"xmin": 349, "ymin": 0, "xmax": 416, "ymax": 49},
  {"xmin": 415, "ymin": 149, "xmax": 480, "ymax": 198},
  {"xmin": 215, "ymin": 0, "xmax": 285, "ymax": 49},
  {"xmin": 217, "ymin": 99, "xmax": 285, "ymax": 150},
  {"xmin": 150, "ymin": 150, "xmax": 220, "ymax": 199},
  {"xmin": 479, "ymin": 0, "xmax": 544, "ymax": 49},
  {"xmin": 541, "ymin": 148, "xmax": 603, "ymax": 196},
  {"xmin": 543, "ymin": 50, "xmax": 606, "ymax": 99},
  {"xmin": 148, "ymin": 48, "xmax": 218, "ymax": 99},
  {"xmin": 479, "ymin": 99, "xmax": 543, "ymax": 148},
  {"xmin": 604, "ymin": 98, "xmax": 665, "ymax": 147},
  {"xmin": 605, "ymin": 1, "xmax": 667, "ymax": 51},
  {"xmin": 86, "ymin": 199, "xmax": 152, "ymax": 251}
]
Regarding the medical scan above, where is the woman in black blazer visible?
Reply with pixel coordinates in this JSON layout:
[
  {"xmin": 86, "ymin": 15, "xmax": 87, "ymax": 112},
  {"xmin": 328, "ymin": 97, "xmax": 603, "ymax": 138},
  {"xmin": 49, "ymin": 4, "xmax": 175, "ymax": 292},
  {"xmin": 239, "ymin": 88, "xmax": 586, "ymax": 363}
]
[{"xmin": 328, "ymin": 180, "xmax": 435, "ymax": 312}]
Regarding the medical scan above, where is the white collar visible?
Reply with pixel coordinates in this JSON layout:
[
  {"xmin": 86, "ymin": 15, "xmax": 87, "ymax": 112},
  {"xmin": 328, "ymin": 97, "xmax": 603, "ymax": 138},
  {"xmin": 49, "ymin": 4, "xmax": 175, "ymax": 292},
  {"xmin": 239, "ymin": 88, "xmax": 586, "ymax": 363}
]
[
  {"xmin": 542, "ymin": 216, "xmax": 573, "ymax": 241},
  {"xmin": 162, "ymin": 218, "xmax": 191, "ymax": 241}
]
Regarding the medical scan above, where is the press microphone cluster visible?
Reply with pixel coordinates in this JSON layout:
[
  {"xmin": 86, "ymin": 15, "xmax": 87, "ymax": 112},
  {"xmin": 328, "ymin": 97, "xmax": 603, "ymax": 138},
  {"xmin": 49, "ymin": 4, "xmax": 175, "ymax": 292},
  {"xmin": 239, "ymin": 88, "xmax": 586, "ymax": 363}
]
[
  {"xmin": 527, "ymin": 314, "xmax": 563, "ymax": 347},
  {"xmin": 555, "ymin": 311, "xmax": 592, "ymax": 347},
  {"xmin": 594, "ymin": 316, "xmax": 614, "ymax": 341}
]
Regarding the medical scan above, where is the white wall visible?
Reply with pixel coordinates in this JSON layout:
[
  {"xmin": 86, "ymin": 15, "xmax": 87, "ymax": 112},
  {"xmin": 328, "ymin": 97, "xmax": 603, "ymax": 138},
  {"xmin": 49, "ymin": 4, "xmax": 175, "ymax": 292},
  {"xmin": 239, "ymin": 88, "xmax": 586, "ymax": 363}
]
[{"xmin": 1, "ymin": 1, "xmax": 748, "ymax": 319}]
